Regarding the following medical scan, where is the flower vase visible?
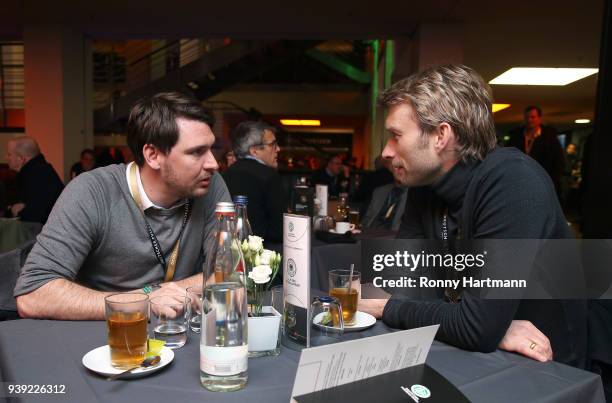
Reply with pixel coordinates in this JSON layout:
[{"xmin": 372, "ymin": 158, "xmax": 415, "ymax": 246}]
[{"xmin": 248, "ymin": 306, "xmax": 282, "ymax": 357}]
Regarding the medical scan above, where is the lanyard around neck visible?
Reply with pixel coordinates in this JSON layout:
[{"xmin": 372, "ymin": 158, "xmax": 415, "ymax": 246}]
[
  {"xmin": 441, "ymin": 207, "xmax": 462, "ymax": 303},
  {"xmin": 128, "ymin": 163, "xmax": 191, "ymax": 282}
]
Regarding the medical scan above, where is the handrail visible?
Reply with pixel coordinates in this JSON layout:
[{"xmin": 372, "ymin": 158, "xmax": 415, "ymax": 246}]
[{"xmin": 127, "ymin": 39, "xmax": 182, "ymax": 67}]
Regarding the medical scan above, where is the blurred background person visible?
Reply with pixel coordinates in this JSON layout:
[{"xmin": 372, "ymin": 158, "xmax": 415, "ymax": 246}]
[
  {"xmin": 5, "ymin": 136, "xmax": 64, "ymax": 224},
  {"xmin": 506, "ymin": 105, "xmax": 564, "ymax": 198},
  {"xmin": 219, "ymin": 149, "xmax": 236, "ymax": 172},
  {"xmin": 223, "ymin": 121, "xmax": 287, "ymax": 242},
  {"xmin": 361, "ymin": 178, "xmax": 408, "ymax": 232},
  {"xmin": 354, "ymin": 155, "xmax": 394, "ymax": 214},
  {"xmin": 70, "ymin": 148, "xmax": 96, "ymax": 179},
  {"xmin": 312, "ymin": 154, "xmax": 344, "ymax": 197}
]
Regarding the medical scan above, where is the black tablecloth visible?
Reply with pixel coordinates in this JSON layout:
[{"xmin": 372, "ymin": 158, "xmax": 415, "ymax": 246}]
[{"xmin": 0, "ymin": 319, "xmax": 604, "ymax": 402}]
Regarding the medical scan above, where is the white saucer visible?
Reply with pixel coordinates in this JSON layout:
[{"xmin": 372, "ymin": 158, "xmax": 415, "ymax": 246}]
[
  {"xmin": 313, "ymin": 311, "xmax": 377, "ymax": 332},
  {"xmin": 82, "ymin": 345, "xmax": 174, "ymax": 379},
  {"xmin": 329, "ymin": 228, "xmax": 361, "ymax": 234}
]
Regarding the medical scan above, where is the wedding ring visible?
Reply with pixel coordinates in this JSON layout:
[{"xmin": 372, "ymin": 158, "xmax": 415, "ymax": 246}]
[{"xmin": 529, "ymin": 341, "xmax": 537, "ymax": 350}]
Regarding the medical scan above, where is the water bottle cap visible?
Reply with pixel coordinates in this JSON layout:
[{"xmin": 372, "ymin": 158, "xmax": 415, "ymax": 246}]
[
  {"xmin": 233, "ymin": 195, "xmax": 248, "ymax": 206},
  {"xmin": 215, "ymin": 202, "xmax": 235, "ymax": 213},
  {"xmin": 317, "ymin": 296, "xmax": 335, "ymax": 303}
]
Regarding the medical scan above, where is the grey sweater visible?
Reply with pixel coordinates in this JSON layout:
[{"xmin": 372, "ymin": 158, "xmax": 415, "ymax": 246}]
[{"xmin": 14, "ymin": 164, "xmax": 230, "ymax": 295}]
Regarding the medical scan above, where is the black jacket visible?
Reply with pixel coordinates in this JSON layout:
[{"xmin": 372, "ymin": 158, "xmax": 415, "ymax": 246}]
[
  {"xmin": 222, "ymin": 158, "xmax": 287, "ymax": 242},
  {"xmin": 15, "ymin": 154, "xmax": 64, "ymax": 224},
  {"xmin": 506, "ymin": 125, "xmax": 565, "ymax": 194},
  {"xmin": 384, "ymin": 147, "xmax": 586, "ymax": 368}
]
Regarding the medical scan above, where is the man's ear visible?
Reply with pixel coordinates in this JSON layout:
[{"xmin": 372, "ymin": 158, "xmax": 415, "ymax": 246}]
[
  {"xmin": 142, "ymin": 144, "xmax": 162, "ymax": 170},
  {"xmin": 433, "ymin": 123, "xmax": 455, "ymax": 154}
]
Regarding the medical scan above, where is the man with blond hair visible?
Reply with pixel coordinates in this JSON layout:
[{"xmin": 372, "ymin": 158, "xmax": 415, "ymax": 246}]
[
  {"xmin": 359, "ymin": 65, "xmax": 586, "ymax": 368},
  {"xmin": 5, "ymin": 136, "xmax": 64, "ymax": 223}
]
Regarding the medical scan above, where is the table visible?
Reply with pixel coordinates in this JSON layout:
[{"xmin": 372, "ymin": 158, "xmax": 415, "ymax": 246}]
[
  {"xmin": 0, "ymin": 319, "xmax": 604, "ymax": 402},
  {"xmin": 310, "ymin": 228, "xmax": 396, "ymax": 290}
]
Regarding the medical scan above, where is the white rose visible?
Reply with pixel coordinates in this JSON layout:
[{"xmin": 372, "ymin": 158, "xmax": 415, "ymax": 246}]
[
  {"xmin": 248, "ymin": 235, "xmax": 264, "ymax": 253},
  {"xmin": 260, "ymin": 249, "xmax": 274, "ymax": 266},
  {"xmin": 248, "ymin": 265, "xmax": 272, "ymax": 284}
]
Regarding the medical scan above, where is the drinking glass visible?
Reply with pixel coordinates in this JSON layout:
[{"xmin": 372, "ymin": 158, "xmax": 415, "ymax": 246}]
[
  {"xmin": 150, "ymin": 295, "xmax": 191, "ymax": 349},
  {"xmin": 105, "ymin": 293, "xmax": 149, "ymax": 369},
  {"xmin": 348, "ymin": 210, "xmax": 360, "ymax": 227},
  {"xmin": 328, "ymin": 270, "xmax": 361, "ymax": 326},
  {"xmin": 187, "ymin": 286, "xmax": 203, "ymax": 333},
  {"xmin": 310, "ymin": 296, "xmax": 344, "ymax": 346},
  {"xmin": 271, "ymin": 285, "xmax": 284, "ymax": 317}
]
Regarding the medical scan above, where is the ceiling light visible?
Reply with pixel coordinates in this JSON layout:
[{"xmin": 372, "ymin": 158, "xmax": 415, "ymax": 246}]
[
  {"xmin": 575, "ymin": 119, "xmax": 591, "ymax": 124},
  {"xmin": 492, "ymin": 103, "xmax": 510, "ymax": 113},
  {"xmin": 280, "ymin": 119, "xmax": 321, "ymax": 126},
  {"xmin": 489, "ymin": 68, "xmax": 598, "ymax": 86}
]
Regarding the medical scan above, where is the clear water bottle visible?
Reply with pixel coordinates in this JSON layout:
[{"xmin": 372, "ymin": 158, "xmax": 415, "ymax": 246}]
[
  {"xmin": 233, "ymin": 195, "xmax": 253, "ymax": 243},
  {"xmin": 200, "ymin": 202, "xmax": 248, "ymax": 392}
]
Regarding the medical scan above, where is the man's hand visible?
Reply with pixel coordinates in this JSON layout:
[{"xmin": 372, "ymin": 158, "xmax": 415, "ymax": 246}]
[
  {"xmin": 149, "ymin": 282, "xmax": 187, "ymax": 302},
  {"xmin": 358, "ymin": 298, "xmax": 389, "ymax": 319},
  {"xmin": 10, "ymin": 203, "xmax": 25, "ymax": 217},
  {"xmin": 498, "ymin": 320, "xmax": 553, "ymax": 362}
]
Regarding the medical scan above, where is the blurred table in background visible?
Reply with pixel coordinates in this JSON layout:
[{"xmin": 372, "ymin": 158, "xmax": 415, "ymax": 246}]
[{"xmin": 0, "ymin": 218, "xmax": 41, "ymax": 253}]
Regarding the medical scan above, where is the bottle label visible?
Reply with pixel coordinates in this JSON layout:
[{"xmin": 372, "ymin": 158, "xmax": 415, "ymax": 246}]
[{"xmin": 200, "ymin": 345, "xmax": 248, "ymax": 376}]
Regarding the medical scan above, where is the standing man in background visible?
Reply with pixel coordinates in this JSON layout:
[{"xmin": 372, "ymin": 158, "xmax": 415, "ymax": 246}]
[{"xmin": 506, "ymin": 106, "xmax": 565, "ymax": 197}]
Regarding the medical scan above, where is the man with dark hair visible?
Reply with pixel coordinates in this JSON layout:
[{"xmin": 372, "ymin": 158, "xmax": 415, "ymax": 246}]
[
  {"xmin": 311, "ymin": 154, "xmax": 345, "ymax": 197},
  {"xmin": 70, "ymin": 148, "xmax": 96, "ymax": 179},
  {"xmin": 223, "ymin": 120, "xmax": 286, "ymax": 242},
  {"xmin": 14, "ymin": 92, "xmax": 230, "ymax": 320},
  {"xmin": 506, "ymin": 105, "xmax": 565, "ymax": 196},
  {"xmin": 5, "ymin": 136, "xmax": 64, "ymax": 224},
  {"xmin": 359, "ymin": 65, "xmax": 585, "ymax": 368}
]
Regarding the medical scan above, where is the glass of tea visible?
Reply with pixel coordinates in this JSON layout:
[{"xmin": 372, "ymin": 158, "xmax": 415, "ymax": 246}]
[
  {"xmin": 328, "ymin": 269, "xmax": 361, "ymax": 326},
  {"xmin": 105, "ymin": 293, "xmax": 149, "ymax": 369}
]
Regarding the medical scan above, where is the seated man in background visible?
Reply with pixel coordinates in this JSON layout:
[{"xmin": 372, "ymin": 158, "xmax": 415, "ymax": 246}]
[
  {"xmin": 70, "ymin": 148, "xmax": 96, "ymax": 179},
  {"xmin": 5, "ymin": 136, "xmax": 64, "ymax": 224},
  {"xmin": 359, "ymin": 65, "xmax": 586, "ymax": 368},
  {"xmin": 312, "ymin": 154, "xmax": 345, "ymax": 197},
  {"xmin": 223, "ymin": 121, "xmax": 287, "ymax": 242},
  {"xmin": 14, "ymin": 92, "xmax": 230, "ymax": 320},
  {"xmin": 360, "ymin": 178, "xmax": 408, "ymax": 232},
  {"xmin": 354, "ymin": 155, "xmax": 394, "ymax": 212}
]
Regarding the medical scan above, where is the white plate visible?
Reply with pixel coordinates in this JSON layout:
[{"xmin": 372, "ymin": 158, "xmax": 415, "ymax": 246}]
[
  {"xmin": 82, "ymin": 345, "xmax": 174, "ymax": 379},
  {"xmin": 313, "ymin": 311, "xmax": 377, "ymax": 333}
]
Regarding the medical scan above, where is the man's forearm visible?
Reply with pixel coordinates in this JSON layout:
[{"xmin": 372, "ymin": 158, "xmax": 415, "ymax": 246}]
[
  {"xmin": 173, "ymin": 273, "xmax": 203, "ymax": 289},
  {"xmin": 16, "ymin": 279, "xmax": 112, "ymax": 320},
  {"xmin": 16, "ymin": 274, "xmax": 205, "ymax": 321}
]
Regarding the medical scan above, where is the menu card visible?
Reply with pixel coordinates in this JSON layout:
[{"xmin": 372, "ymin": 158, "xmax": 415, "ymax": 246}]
[
  {"xmin": 292, "ymin": 325, "xmax": 439, "ymax": 398},
  {"xmin": 283, "ymin": 214, "xmax": 311, "ymax": 349}
]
